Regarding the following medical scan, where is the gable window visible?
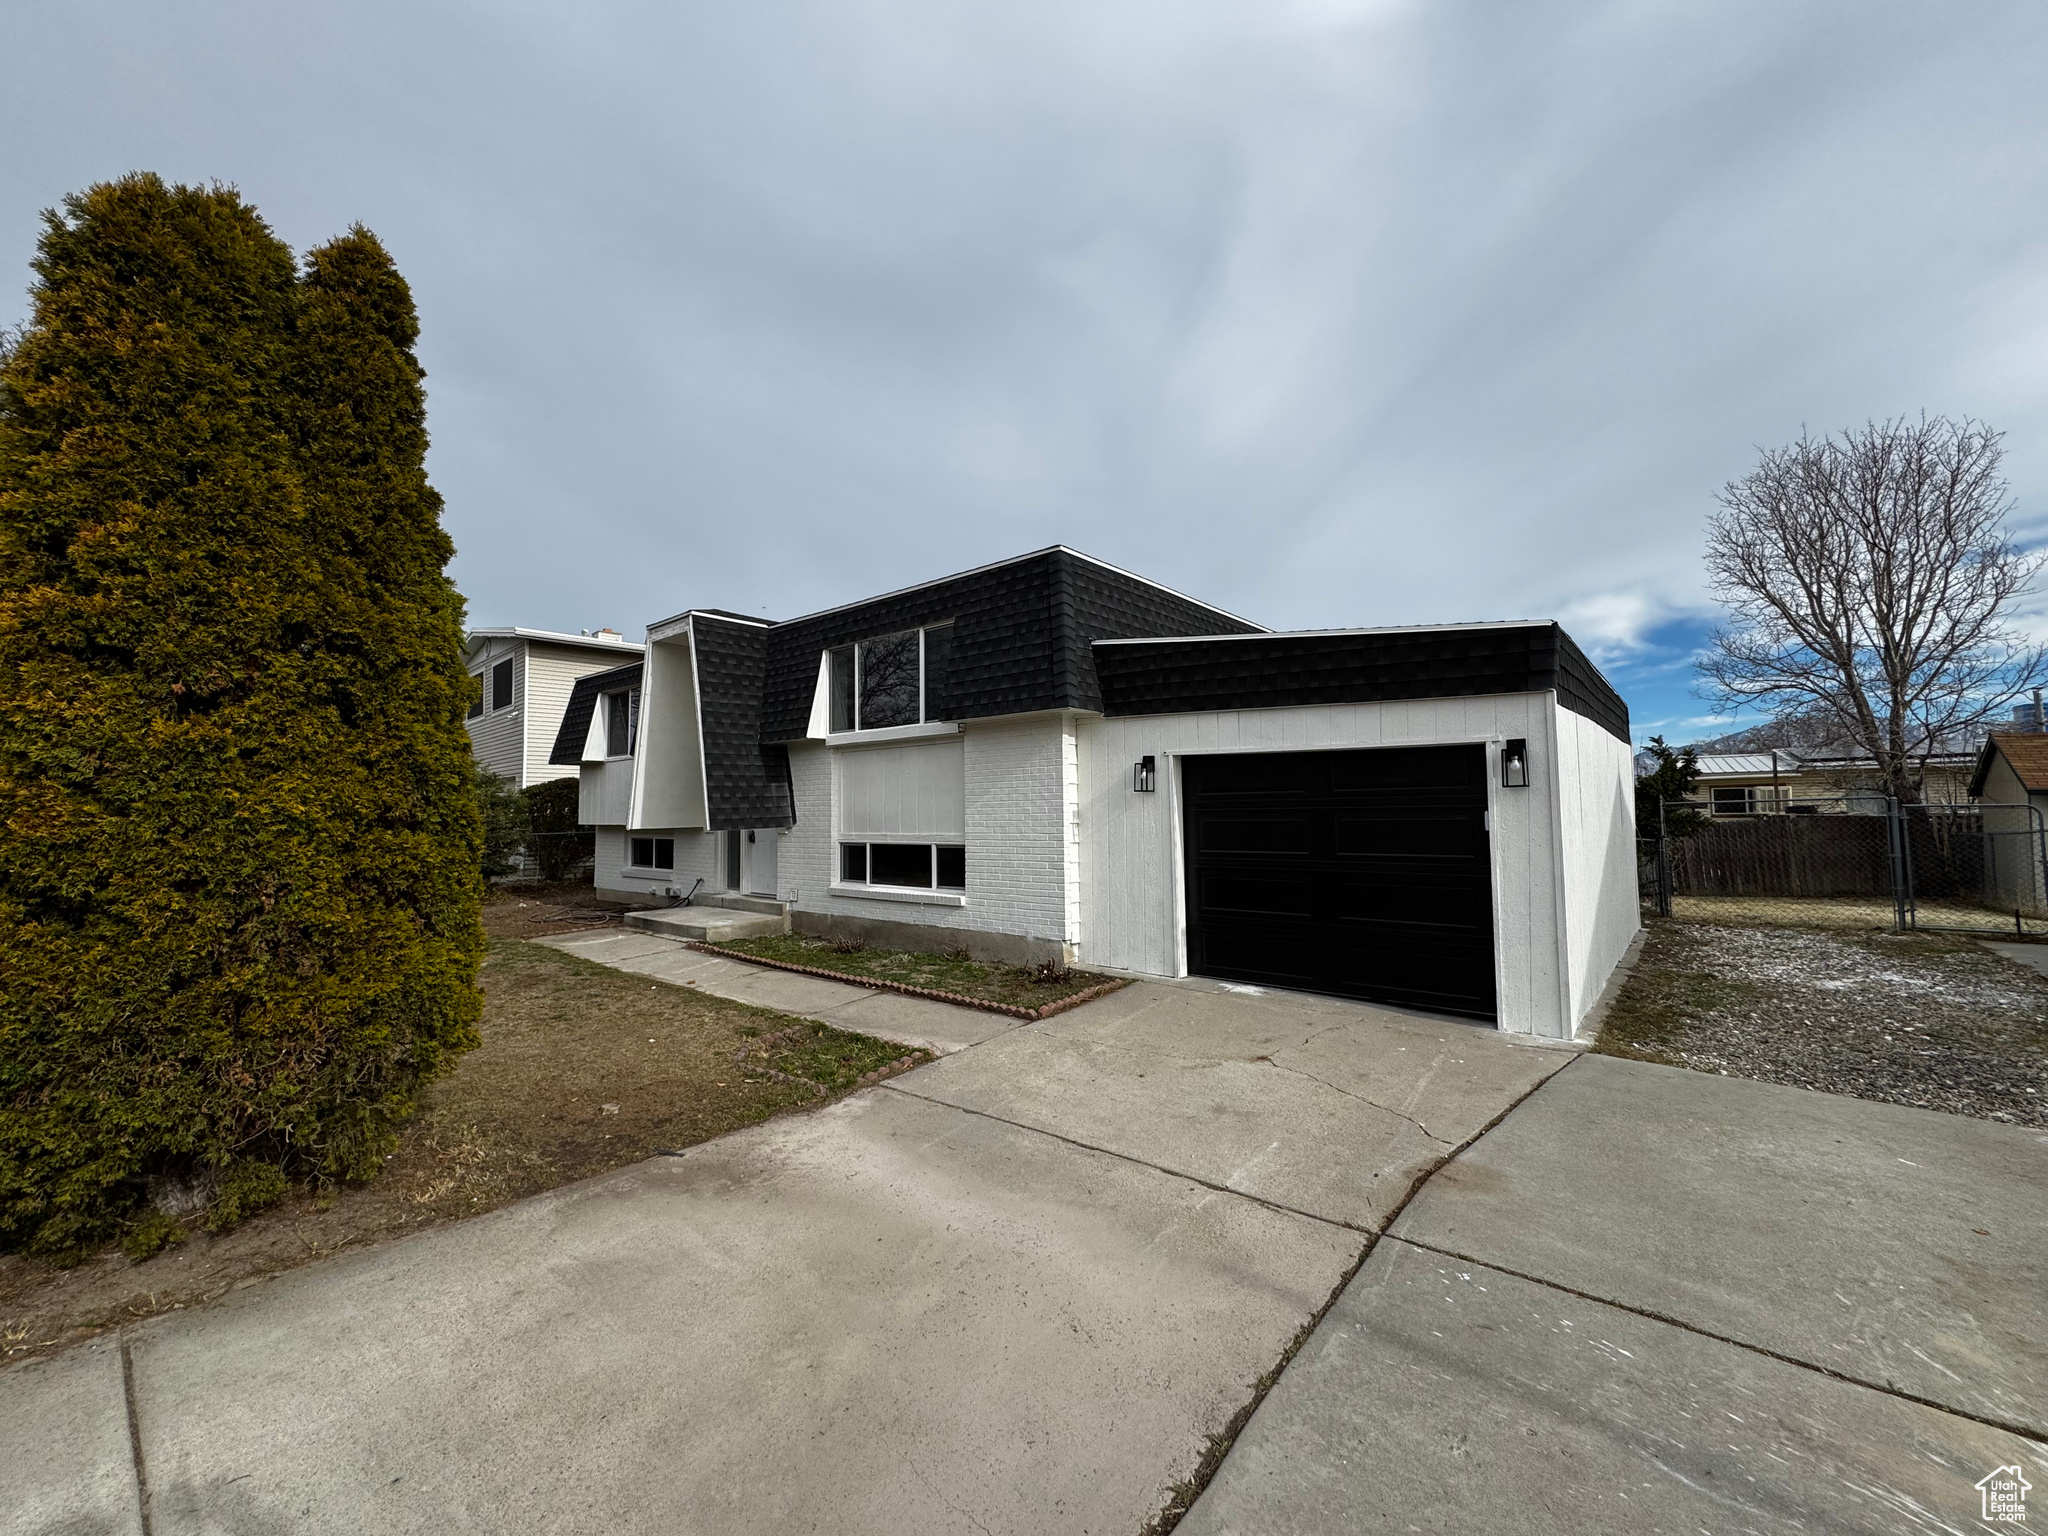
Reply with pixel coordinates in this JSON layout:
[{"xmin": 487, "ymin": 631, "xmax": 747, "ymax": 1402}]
[
  {"xmin": 838, "ymin": 841, "xmax": 965, "ymax": 891},
  {"xmin": 467, "ymin": 675, "xmax": 484, "ymax": 720},
  {"xmin": 491, "ymin": 659, "xmax": 515, "ymax": 711},
  {"xmin": 628, "ymin": 836, "xmax": 674, "ymax": 871},
  {"xmin": 604, "ymin": 689, "xmax": 637, "ymax": 758},
  {"xmin": 826, "ymin": 623, "xmax": 952, "ymax": 733}
]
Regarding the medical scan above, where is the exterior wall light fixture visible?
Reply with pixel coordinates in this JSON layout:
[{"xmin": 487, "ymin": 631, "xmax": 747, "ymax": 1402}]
[
  {"xmin": 1501, "ymin": 739, "xmax": 1529, "ymax": 788},
  {"xmin": 1132, "ymin": 755, "xmax": 1156, "ymax": 793}
]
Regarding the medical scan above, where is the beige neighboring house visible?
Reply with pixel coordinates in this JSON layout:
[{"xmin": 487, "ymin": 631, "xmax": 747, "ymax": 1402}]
[
  {"xmin": 1968, "ymin": 733, "xmax": 2048, "ymax": 913},
  {"xmin": 465, "ymin": 627, "xmax": 644, "ymax": 788},
  {"xmin": 1971, "ymin": 731, "xmax": 2048, "ymax": 812},
  {"xmin": 1685, "ymin": 747, "xmax": 1977, "ymax": 815}
]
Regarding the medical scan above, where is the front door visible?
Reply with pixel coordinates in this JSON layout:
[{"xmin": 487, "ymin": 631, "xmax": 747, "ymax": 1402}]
[{"xmin": 741, "ymin": 828, "xmax": 779, "ymax": 897}]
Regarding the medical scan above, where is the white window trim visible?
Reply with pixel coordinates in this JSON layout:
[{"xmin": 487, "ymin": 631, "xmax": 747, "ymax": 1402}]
[
  {"xmin": 489, "ymin": 656, "xmax": 517, "ymax": 715},
  {"xmin": 602, "ymin": 688, "xmax": 637, "ymax": 761},
  {"xmin": 836, "ymin": 839, "xmax": 965, "ymax": 898},
  {"xmin": 826, "ymin": 720, "xmax": 960, "ymax": 748},
  {"xmin": 626, "ymin": 834, "xmax": 675, "ymax": 873},
  {"xmin": 824, "ymin": 625, "xmax": 952, "ymax": 736},
  {"xmin": 829, "ymin": 884, "xmax": 968, "ymax": 907}
]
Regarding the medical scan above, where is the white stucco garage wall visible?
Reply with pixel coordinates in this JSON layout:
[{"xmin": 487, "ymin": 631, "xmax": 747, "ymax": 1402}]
[
  {"xmin": 1552, "ymin": 704, "xmax": 1642, "ymax": 1028},
  {"xmin": 1079, "ymin": 693, "xmax": 1624, "ymax": 1040}
]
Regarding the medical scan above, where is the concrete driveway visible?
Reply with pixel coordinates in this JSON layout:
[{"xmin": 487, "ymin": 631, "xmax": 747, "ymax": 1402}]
[
  {"xmin": 3, "ymin": 957, "xmax": 1567, "ymax": 1536},
  {"xmin": 1179, "ymin": 1054, "xmax": 2048, "ymax": 1535}
]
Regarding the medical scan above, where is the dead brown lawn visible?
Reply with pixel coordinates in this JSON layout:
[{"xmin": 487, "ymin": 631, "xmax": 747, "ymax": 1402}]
[{"xmin": 1, "ymin": 923, "xmax": 922, "ymax": 1367}]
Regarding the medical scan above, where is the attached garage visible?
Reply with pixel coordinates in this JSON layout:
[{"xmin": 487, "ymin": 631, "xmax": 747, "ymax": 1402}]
[
  {"xmin": 1182, "ymin": 745, "xmax": 1496, "ymax": 1019},
  {"xmin": 1083, "ymin": 621, "xmax": 1640, "ymax": 1042}
]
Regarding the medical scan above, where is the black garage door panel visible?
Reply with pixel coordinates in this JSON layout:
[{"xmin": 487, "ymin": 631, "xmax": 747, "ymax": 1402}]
[{"xmin": 1183, "ymin": 745, "xmax": 1496, "ymax": 1019}]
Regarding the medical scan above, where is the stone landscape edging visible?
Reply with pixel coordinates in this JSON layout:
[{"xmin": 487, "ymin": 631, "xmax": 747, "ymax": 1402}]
[{"xmin": 683, "ymin": 941, "xmax": 1130, "ymax": 1021}]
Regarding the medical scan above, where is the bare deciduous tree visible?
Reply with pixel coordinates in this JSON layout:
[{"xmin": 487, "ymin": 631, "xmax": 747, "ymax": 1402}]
[{"xmin": 1700, "ymin": 416, "xmax": 2044, "ymax": 803}]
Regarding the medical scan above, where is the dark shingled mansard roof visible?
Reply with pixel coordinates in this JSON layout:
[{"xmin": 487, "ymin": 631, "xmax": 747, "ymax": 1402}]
[
  {"xmin": 548, "ymin": 548, "xmax": 1632, "ymax": 827},
  {"xmin": 1091, "ymin": 622, "xmax": 1630, "ymax": 742},
  {"xmin": 547, "ymin": 661, "xmax": 642, "ymax": 766}
]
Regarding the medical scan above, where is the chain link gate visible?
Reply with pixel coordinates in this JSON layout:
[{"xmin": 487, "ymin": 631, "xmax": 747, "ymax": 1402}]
[{"xmin": 1642, "ymin": 796, "xmax": 2048, "ymax": 937}]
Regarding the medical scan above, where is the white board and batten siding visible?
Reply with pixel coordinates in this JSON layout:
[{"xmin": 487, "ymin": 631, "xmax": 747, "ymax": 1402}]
[
  {"xmin": 1551, "ymin": 705, "xmax": 1642, "ymax": 1027},
  {"xmin": 1078, "ymin": 693, "xmax": 1636, "ymax": 1041}
]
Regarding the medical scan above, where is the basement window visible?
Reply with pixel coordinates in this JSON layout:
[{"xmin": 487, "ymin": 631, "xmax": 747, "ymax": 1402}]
[
  {"xmin": 837, "ymin": 842, "xmax": 965, "ymax": 891},
  {"xmin": 629, "ymin": 837, "xmax": 674, "ymax": 871}
]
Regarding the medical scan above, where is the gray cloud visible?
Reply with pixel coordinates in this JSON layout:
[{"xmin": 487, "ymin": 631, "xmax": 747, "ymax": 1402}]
[{"xmin": 6, "ymin": 0, "xmax": 2047, "ymax": 717}]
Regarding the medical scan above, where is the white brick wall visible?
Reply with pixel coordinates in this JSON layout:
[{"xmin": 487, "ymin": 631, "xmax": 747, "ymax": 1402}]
[
  {"xmin": 594, "ymin": 827, "xmax": 722, "ymax": 897},
  {"xmin": 781, "ymin": 714, "xmax": 1079, "ymax": 947},
  {"xmin": 964, "ymin": 714, "xmax": 1077, "ymax": 946}
]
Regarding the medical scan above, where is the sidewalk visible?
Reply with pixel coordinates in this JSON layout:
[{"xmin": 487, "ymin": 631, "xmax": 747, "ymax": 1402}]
[{"xmin": 538, "ymin": 928, "xmax": 1023, "ymax": 1055}]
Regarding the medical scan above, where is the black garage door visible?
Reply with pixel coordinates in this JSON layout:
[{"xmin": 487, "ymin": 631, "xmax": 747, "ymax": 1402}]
[{"xmin": 1182, "ymin": 745, "xmax": 1496, "ymax": 1019}]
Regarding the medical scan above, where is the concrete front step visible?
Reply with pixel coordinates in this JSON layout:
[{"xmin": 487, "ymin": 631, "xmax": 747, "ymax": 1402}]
[
  {"xmin": 623, "ymin": 906, "xmax": 786, "ymax": 943},
  {"xmin": 695, "ymin": 893, "xmax": 788, "ymax": 917}
]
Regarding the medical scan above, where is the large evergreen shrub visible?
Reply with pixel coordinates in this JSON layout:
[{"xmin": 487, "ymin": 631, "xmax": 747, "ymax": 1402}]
[
  {"xmin": 0, "ymin": 176, "xmax": 483, "ymax": 1255},
  {"xmin": 477, "ymin": 767, "xmax": 529, "ymax": 878},
  {"xmin": 524, "ymin": 777, "xmax": 590, "ymax": 882}
]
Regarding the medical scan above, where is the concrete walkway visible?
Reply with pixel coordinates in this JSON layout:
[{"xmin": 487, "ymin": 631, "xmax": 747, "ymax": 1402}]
[
  {"xmin": 2, "ymin": 947, "xmax": 1567, "ymax": 1536},
  {"xmin": 539, "ymin": 927, "xmax": 1025, "ymax": 1055},
  {"xmin": 1180, "ymin": 1054, "xmax": 2048, "ymax": 1534}
]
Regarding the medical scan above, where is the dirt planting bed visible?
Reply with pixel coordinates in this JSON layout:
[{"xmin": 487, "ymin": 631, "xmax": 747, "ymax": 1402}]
[
  {"xmin": 1598, "ymin": 921, "xmax": 2048, "ymax": 1127},
  {"xmin": 1, "ymin": 939, "xmax": 923, "ymax": 1366}
]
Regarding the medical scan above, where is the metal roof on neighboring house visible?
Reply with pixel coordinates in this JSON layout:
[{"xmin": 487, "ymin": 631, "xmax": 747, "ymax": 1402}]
[{"xmin": 1692, "ymin": 752, "xmax": 1798, "ymax": 777}]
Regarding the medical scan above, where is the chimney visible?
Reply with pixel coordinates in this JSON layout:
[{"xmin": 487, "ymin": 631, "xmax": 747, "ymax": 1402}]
[{"xmin": 597, "ymin": 627, "xmax": 622, "ymax": 641}]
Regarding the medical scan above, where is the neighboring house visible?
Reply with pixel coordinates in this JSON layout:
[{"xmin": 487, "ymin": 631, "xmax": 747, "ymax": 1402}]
[
  {"xmin": 1969, "ymin": 732, "xmax": 2048, "ymax": 914},
  {"xmin": 1972, "ymin": 731, "xmax": 2048, "ymax": 814},
  {"xmin": 465, "ymin": 627, "xmax": 644, "ymax": 788},
  {"xmin": 1684, "ymin": 747, "xmax": 1977, "ymax": 815},
  {"xmin": 549, "ymin": 546, "xmax": 1638, "ymax": 1041}
]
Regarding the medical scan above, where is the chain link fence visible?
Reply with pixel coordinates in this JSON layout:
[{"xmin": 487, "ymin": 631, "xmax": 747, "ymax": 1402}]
[{"xmin": 1640, "ymin": 795, "xmax": 2048, "ymax": 937}]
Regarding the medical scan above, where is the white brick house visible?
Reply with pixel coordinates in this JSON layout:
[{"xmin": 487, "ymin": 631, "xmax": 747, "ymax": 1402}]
[{"xmin": 551, "ymin": 548, "xmax": 1638, "ymax": 1040}]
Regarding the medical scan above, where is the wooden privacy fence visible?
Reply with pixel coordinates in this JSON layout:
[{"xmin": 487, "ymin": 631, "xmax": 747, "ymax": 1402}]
[
  {"xmin": 1667, "ymin": 813, "xmax": 1893, "ymax": 899},
  {"xmin": 1645, "ymin": 798, "xmax": 2048, "ymax": 930}
]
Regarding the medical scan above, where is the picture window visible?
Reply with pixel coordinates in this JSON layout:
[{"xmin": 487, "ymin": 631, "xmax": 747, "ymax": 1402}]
[
  {"xmin": 837, "ymin": 842, "xmax": 965, "ymax": 891},
  {"xmin": 825, "ymin": 623, "xmax": 953, "ymax": 733}
]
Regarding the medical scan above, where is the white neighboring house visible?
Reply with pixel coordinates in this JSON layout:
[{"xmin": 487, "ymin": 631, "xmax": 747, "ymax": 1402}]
[
  {"xmin": 465, "ymin": 627, "xmax": 644, "ymax": 789},
  {"xmin": 548, "ymin": 547, "xmax": 1639, "ymax": 1042}
]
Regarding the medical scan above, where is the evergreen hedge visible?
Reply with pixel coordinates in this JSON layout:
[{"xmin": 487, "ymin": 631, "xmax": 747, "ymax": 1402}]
[
  {"xmin": 0, "ymin": 175, "xmax": 484, "ymax": 1256},
  {"xmin": 524, "ymin": 777, "xmax": 590, "ymax": 882}
]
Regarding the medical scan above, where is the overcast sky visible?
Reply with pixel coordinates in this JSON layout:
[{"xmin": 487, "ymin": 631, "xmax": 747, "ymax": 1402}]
[{"xmin": 8, "ymin": 1, "xmax": 2047, "ymax": 741}]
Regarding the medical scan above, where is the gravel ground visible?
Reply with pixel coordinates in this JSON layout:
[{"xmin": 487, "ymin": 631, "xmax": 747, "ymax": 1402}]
[{"xmin": 1598, "ymin": 922, "xmax": 2048, "ymax": 1127}]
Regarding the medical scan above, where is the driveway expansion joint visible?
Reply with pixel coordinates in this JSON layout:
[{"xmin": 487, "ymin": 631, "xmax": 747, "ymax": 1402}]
[
  {"xmin": 120, "ymin": 1331, "xmax": 155, "ymax": 1536},
  {"xmin": 1381, "ymin": 1232, "xmax": 2048, "ymax": 1447},
  {"xmin": 878, "ymin": 1083, "xmax": 1375, "ymax": 1237}
]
